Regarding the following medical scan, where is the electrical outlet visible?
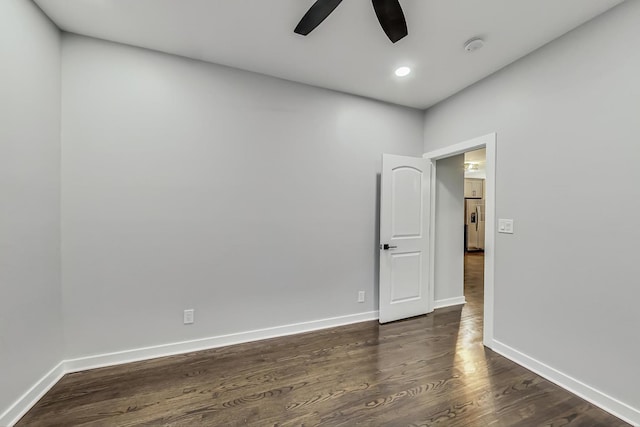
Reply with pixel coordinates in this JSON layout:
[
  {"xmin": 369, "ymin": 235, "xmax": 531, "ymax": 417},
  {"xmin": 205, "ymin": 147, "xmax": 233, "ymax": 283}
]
[
  {"xmin": 358, "ymin": 291, "xmax": 365, "ymax": 303},
  {"xmin": 183, "ymin": 309, "xmax": 194, "ymax": 324}
]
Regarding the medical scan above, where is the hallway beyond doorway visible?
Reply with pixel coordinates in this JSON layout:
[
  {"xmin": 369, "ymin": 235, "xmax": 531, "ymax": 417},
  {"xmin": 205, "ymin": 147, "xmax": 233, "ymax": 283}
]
[
  {"xmin": 464, "ymin": 251, "xmax": 485, "ymax": 322},
  {"xmin": 462, "ymin": 251, "xmax": 484, "ymax": 348}
]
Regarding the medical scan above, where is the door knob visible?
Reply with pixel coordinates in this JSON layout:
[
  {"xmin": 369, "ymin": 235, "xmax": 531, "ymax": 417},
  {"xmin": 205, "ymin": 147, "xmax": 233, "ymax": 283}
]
[{"xmin": 380, "ymin": 244, "xmax": 398, "ymax": 250}]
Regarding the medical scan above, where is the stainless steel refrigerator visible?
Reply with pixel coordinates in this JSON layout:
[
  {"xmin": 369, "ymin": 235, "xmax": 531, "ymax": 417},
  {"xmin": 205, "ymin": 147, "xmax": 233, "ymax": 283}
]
[{"xmin": 465, "ymin": 199, "xmax": 485, "ymax": 251}]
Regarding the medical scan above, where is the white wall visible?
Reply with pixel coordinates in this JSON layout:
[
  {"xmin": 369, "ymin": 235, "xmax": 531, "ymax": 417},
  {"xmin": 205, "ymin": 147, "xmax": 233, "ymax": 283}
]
[
  {"xmin": 423, "ymin": 0, "xmax": 640, "ymax": 415},
  {"xmin": 0, "ymin": 0, "xmax": 63, "ymax": 419},
  {"xmin": 434, "ymin": 155, "xmax": 464, "ymax": 304},
  {"xmin": 60, "ymin": 34, "xmax": 424, "ymax": 358}
]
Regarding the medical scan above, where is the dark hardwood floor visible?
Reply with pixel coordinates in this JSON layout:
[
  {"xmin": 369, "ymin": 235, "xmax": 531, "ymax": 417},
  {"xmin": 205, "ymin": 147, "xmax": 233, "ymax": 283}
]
[{"xmin": 17, "ymin": 252, "xmax": 627, "ymax": 426}]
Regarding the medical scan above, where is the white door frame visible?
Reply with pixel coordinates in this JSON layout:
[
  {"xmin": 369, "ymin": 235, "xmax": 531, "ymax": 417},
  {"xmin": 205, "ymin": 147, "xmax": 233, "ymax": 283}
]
[{"xmin": 423, "ymin": 133, "xmax": 496, "ymax": 348}]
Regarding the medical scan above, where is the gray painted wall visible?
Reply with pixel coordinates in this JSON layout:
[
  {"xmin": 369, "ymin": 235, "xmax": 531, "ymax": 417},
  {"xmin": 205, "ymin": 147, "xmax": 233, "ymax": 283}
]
[
  {"xmin": 60, "ymin": 34, "xmax": 424, "ymax": 358},
  {"xmin": 434, "ymin": 155, "xmax": 465, "ymax": 303},
  {"xmin": 0, "ymin": 0, "xmax": 63, "ymax": 416},
  {"xmin": 423, "ymin": 0, "xmax": 639, "ymax": 410}
]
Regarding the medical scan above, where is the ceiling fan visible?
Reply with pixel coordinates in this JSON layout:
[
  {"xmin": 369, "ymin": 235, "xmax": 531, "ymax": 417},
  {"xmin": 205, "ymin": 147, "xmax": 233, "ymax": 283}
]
[{"xmin": 294, "ymin": 0, "xmax": 408, "ymax": 43}]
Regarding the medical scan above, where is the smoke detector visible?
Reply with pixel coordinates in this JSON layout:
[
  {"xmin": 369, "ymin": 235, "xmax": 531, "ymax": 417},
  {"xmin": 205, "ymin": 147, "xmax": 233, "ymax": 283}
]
[{"xmin": 464, "ymin": 38, "xmax": 485, "ymax": 52}]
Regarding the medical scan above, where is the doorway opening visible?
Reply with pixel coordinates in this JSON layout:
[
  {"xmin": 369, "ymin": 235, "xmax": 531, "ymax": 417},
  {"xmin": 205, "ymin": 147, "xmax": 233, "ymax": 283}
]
[
  {"xmin": 424, "ymin": 133, "xmax": 495, "ymax": 348},
  {"xmin": 463, "ymin": 148, "xmax": 486, "ymax": 335}
]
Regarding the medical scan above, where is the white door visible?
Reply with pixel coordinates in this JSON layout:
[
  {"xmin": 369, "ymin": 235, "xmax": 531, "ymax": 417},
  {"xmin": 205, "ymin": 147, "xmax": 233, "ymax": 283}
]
[{"xmin": 379, "ymin": 154, "xmax": 431, "ymax": 324}]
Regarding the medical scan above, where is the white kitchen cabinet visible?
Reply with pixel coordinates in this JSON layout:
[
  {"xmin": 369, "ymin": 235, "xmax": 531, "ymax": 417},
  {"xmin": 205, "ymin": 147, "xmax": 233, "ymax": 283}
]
[{"xmin": 464, "ymin": 178, "xmax": 484, "ymax": 198}]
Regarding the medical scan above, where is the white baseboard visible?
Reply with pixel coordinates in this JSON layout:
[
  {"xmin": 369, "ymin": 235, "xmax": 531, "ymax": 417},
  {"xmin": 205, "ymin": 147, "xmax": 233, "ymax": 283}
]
[
  {"xmin": 65, "ymin": 310, "xmax": 379, "ymax": 373},
  {"xmin": 492, "ymin": 340, "xmax": 640, "ymax": 426},
  {"xmin": 0, "ymin": 311, "xmax": 378, "ymax": 426},
  {"xmin": 434, "ymin": 296, "xmax": 466, "ymax": 309},
  {"xmin": 0, "ymin": 361, "xmax": 66, "ymax": 427}
]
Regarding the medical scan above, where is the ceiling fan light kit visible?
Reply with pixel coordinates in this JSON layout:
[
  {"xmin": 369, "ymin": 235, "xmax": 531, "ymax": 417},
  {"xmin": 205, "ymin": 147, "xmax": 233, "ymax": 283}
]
[{"xmin": 294, "ymin": 0, "xmax": 408, "ymax": 44}]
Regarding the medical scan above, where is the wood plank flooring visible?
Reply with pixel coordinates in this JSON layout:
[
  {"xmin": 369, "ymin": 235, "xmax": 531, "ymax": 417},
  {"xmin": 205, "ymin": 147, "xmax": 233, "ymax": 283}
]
[{"xmin": 17, "ymin": 252, "xmax": 628, "ymax": 426}]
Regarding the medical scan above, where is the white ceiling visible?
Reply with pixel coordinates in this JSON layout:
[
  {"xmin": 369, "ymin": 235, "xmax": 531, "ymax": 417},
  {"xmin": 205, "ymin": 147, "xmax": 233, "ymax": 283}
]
[
  {"xmin": 465, "ymin": 148, "xmax": 486, "ymax": 164},
  {"xmin": 34, "ymin": 0, "xmax": 624, "ymax": 109}
]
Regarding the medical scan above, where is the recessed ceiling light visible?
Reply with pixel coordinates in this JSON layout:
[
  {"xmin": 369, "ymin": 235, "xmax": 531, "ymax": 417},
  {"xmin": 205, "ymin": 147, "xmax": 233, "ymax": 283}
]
[{"xmin": 395, "ymin": 66, "xmax": 411, "ymax": 77}]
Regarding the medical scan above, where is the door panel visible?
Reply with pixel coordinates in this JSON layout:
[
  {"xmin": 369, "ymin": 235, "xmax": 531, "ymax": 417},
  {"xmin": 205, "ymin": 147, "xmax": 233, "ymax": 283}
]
[
  {"xmin": 390, "ymin": 252, "xmax": 422, "ymax": 302},
  {"xmin": 379, "ymin": 154, "xmax": 431, "ymax": 324},
  {"xmin": 391, "ymin": 167, "xmax": 423, "ymax": 238}
]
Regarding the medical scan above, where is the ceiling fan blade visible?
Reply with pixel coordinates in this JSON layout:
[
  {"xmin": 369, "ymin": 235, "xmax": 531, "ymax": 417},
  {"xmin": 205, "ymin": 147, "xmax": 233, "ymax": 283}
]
[
  {"xmin": 294, "ymin": 0, "xmax": 344, "ymax": 36},
  {"xmin": 371, "ymin": 0, "xmax": 408, "ymax": 43}
]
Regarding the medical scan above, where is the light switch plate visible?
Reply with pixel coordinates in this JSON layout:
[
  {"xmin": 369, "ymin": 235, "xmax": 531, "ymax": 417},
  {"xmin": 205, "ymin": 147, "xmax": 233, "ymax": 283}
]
[{"xmin": 498, "ymin": 219, "xmax": 514, "ymax": 234}]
